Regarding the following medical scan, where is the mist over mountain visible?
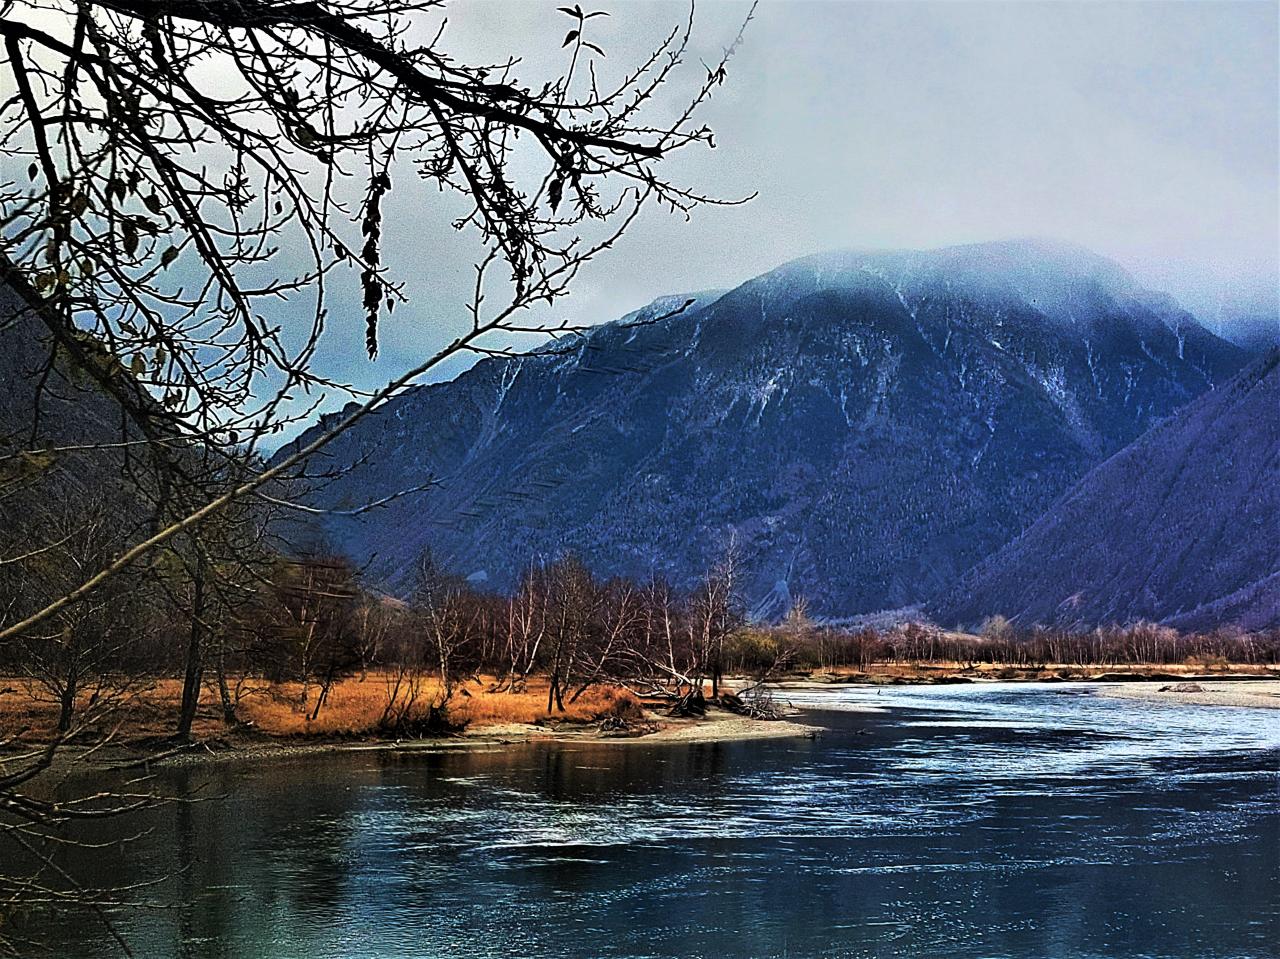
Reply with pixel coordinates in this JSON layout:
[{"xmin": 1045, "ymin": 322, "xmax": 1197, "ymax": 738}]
[
  {"xmin": 280, "ymin": 239, "xmax": 1247, "ymax": 618},
  {"xmin": 932, "ymin": 350, "xmax": 1280, "ymax": 631},
  {"xmin": 1217, "ymin": 313, "xmax": 1280, "ymax": 354},
  {"xmin": 1125, "ymin": 263, "xmax": 1279, "ymax": 355}
]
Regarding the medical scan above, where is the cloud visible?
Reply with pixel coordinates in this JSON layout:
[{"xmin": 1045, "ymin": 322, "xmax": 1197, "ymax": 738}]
[{"xmin": 284, "ymin": 0, "xmax": 1278, "ymax": 437}]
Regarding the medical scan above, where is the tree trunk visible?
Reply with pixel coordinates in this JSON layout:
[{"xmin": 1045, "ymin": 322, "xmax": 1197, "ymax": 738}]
[
  {"xmin": 176, "ymin": 553, "xmax": 206, "ymax": 741},
  {"xmin": 57, "ymin": 628, "xmax": 80, "ymax": 733},
  {"xmin": 308, "ymin": 673, "xmax": 331, "ymax": 722},
  {"xmin": 57, "ymin": 675, "xmax": 77, "ymax": 733},
  {"xmin": 215, "ymin": 641, "xmax": 237, "ymax": 725}
]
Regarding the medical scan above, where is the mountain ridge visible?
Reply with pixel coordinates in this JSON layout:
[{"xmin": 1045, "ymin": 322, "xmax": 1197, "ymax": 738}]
[
  {"xmin": 930, "ymin": 349, "xmax": 1280, "ymax": 630},
  {"xmin": 280, "ymin": 240, "xmax": 1248, "ymax": 618}
]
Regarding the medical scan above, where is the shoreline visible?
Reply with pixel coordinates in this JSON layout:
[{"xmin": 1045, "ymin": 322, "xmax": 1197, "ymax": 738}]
[
  {"xmin": 8, "ymin": 668, "xmax": 1276, "ymax": 775},
  {"xmin": 29, "ymin": 706, "xmax": 826, "ymax": 774},
  {"xmin": 1090, "ymin": 679, "xmax": 1280, "ymax": 710},
  {"xmin": 110, "ymin": 675, "xmax": 1280, "ymax": 771},
  {"xmin": 774, "ymin": 663, "xmax": 1280, "ymax": 687}
]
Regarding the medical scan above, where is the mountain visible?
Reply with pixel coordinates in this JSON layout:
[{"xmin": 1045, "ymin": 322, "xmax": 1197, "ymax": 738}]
[
  {"xmin": 0, "ymin": 277, "xmax": 121, "ymax": 449},
  {"xmin": 0, "ymin": 270, "xmax": 165, "ymax": 537},
  {"xmin": 931, "ymin": 349, "xmax": 1280, "ymax": 631},
  {"xmin": 283, "ymin": 239, "xmax": 1247, "ymax": 617},
  {"xmin": 1219, "ymin": 313, "xmax": 1280, "ymax": 355}
]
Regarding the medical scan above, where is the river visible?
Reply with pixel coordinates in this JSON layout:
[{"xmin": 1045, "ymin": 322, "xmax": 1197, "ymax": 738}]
[{"xmin": 28, "ymin": 683, "xmax": 1280, "ymax": 958}]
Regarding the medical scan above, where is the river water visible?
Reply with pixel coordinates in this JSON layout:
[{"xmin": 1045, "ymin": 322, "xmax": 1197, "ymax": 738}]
[{"xmin": 28, "ymin": 683, "xmax": 1280, "ymax": 958}]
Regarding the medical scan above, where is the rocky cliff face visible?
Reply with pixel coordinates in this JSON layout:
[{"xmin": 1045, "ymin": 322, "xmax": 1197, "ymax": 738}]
[
  {"xmin": 931, "ymin": 349, "xmax": 1280, "ymax": 631},
  {"xmin": 282, "ymin": 240, "xmax": 1247, "ymax": 617}
]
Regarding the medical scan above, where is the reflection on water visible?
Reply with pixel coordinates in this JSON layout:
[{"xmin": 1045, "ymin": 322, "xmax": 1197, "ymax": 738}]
[{"xmin": 26, "ymin": 684, "xmax": 1280, "ymax": 958}]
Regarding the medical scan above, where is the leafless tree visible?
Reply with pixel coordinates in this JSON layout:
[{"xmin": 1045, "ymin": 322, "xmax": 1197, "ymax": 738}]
[
  {"xmin": 352, "ymin": 592, "xmax": 398, "ymax": 681},
  {"xmin": 1, "ymin": 4, "xmax": 751, "ymax": 943},
  {"xmin": 266, "ymin": 554, "xmax": 360, "ymax": 718},
  {"xmin": 566, "ymin": 576, "xmax": 642, "ymax": 703},
  {"xmin": 686, "ymin": 545, "xmax": 743, "ymax": 699},
  {"xmin": 410, "ymin": 548, "xmax": 479, "ymax": 711},
  {"xmin": 539, "ymin": 554, "xmax": 596, "ymax": 712},
  {"xmin": 501, "ymin": 560, "xmax": 549, "ymax": 691},
  {"xmin": 0, "ymin": 0, "xmax": 753, "ymax": 645},
  {"xmin": 5, "ymin": 493, "xmax": 154, "ymax": 733}
]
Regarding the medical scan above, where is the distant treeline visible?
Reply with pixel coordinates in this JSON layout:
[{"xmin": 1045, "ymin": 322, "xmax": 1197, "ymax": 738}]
[
  {"xmin": 3, "ymin": 542, "xmax": 1277, "ymax": 739},
  {"xmin": 733, "ymin": 611, "xmax": 1280, "ymax": 675}
]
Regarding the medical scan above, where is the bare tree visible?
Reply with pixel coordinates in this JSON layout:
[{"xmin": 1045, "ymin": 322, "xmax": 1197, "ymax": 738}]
[
  {"xmin": 502, "ymin": 560, "xmax": 550, "ymax": 691},
  {"xmin": 0, "ymin": 0, "xmax": 752, "ymax": 644},
  {"xmin": 567, "ymin": 576, "xmax": 642, "ymax": 703},
  {"xmin": 352, "ymin": 592, "xmax": 397, "ymax": 681},
  {"xmin": 0, "ymin": 3, "xmax": 751, "ymax": 945},
  {"xmin": 540, "ymin": 555, "xmax": 596, "ymax": 712},
  {"xmin": 410, "ymin": 548, "xmax": 479, "ymax": 715},
  {"xmin": 686, "ymin": 543, "xmax": 744, "ymax": 700},
  {"xmin": 8, "ymin": 494, "xmax": 153, "ymax": 734},
  {"xmin": 269, "ymin": 554, "xmax": 360, "ymax": 718}
]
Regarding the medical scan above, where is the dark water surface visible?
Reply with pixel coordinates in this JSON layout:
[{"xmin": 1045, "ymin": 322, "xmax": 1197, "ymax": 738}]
[{"xmin": 31, "ymin": 684, "xmax": 1280, "ymax": 958}]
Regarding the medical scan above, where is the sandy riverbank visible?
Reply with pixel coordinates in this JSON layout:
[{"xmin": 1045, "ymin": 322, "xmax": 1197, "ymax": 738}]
[
  {"xmin": 434, "ymin": 710, "xmax": 822, "ymax": 751},
  {"xmin": 777, "ymin": 662, "xmax": 1280, "ymax": 686},
  {"xmin": 775, "ymin": 671, "xmax": 1280, "ymax": 709},
  {"xmin": 1092, "ymin": 679, "xmax": 1280, "ymax": 710},
  {"xmin": 24, "ymin": 706, "xmax": 822, "ymax": 772},
  {"xmin": 611, "ymin": 708, "xmax": 823, "ymax": 744}
]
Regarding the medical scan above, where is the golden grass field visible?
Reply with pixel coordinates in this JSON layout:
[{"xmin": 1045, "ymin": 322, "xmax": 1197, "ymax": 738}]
[
  {"xmin": 4, "ymin": 660, "xmax": 1273, "ymax": 746},
  {"xmin": 0, "ymin": 673, "xmax": 645, "ymax": 743}
]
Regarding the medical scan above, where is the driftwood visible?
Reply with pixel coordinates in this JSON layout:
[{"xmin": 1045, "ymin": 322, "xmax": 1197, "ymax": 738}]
[
  {"xmin": 598, "ymin": 715, "xmax": 659, "ymax": 736},
  {"xmin": 716, "ymin": 689, "xmax": 789, "ymax": 721},
  {"xmin": 667, "ymin": 688, "xmax": 707, "ymax": 717}
]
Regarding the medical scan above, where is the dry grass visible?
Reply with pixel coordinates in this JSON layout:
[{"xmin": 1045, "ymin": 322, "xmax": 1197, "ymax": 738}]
[
  {"xmin": 0, "ymin": 673, "xmax": 644, "ymax": 743},
  {"xmin": 0, "ymin": 677, "xmax": 233, "ymax": 742},
  {"xmin": 454, "ymin": 682, "xmax": 643, "ymax": 727},
  {"xmin": 11, "ymin": 659, "xmax": 1270, "ymax": 745},
  {"xmin": 0, "ymin": 677, "xmax": 61, "ymax": 732}
]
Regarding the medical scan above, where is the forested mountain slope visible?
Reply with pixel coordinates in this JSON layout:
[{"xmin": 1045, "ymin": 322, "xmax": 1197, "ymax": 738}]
[
  {"xmin": 932, "ymin": 350, "xmax": 1280, "ymax": 631},
  {"xmin": 282, "ymin": 240, "xmax": 1247, "ymax": 617}
]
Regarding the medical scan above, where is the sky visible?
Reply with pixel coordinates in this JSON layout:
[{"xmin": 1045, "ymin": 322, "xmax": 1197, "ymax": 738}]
[{"xmin": 298, "ymin": 0, "xmax": 1280, "ymax": 423}]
